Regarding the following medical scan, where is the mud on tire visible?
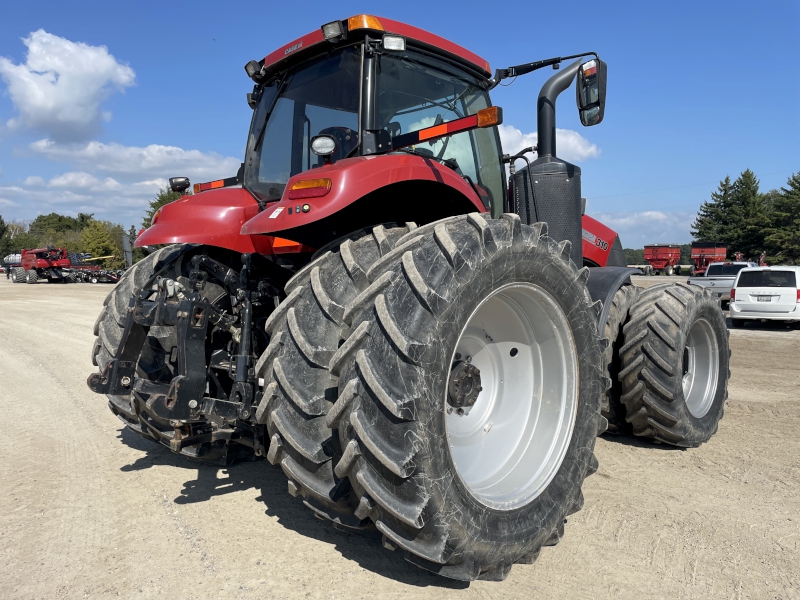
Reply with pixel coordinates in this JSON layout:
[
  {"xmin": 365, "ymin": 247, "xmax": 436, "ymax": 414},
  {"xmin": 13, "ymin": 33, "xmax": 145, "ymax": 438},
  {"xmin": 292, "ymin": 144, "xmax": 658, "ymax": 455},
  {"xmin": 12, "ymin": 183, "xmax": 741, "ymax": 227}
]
[
  {"xmin": 324, "ymin": 214, "xmax": 606, "ymax": 581},
  {"xmin": 255, "ymin": 223, "xmax": 417, "ymax": 528},
  {"xmin": 619, "ymin": 282, "xmax": 729, "ymax": 447}
]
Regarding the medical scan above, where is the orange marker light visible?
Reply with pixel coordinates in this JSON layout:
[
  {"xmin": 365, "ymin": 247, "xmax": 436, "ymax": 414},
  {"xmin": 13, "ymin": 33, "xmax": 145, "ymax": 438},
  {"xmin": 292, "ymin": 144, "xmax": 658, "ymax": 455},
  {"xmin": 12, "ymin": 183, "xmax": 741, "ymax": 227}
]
[
  {"xmin": 193, "ymin": 183, "xmax": 202, "ymax": 194},
  {"xmin": 288, "ymin": 178, "xmax": 332, "ymax": 200},
  {"xmin": 477, "ymin": 106, "xmax": 502, "ymax": 128},
  {"xmin": 348, "ymin": 14, "xmax": 384, "ymax": 32}
]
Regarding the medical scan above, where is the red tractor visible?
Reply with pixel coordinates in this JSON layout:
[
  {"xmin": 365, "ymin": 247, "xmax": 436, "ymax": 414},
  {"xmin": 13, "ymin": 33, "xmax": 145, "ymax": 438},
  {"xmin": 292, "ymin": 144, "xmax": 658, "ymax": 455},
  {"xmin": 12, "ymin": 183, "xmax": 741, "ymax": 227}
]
[
  {"xmin": 14, "ymin": 247, "xmax": 73, "ymax": 283},
  {"xmin": 87, "ymin": 15, "xmax": 729, "ymax": 582}
]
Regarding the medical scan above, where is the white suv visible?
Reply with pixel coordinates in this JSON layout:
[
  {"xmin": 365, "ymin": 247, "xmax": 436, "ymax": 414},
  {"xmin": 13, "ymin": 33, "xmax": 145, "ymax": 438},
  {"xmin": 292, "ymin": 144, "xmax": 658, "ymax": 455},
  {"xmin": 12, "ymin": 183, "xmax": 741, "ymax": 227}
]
[{"xmin": 730, "ymin": 266, "xmax": 800, "ymax": 327}]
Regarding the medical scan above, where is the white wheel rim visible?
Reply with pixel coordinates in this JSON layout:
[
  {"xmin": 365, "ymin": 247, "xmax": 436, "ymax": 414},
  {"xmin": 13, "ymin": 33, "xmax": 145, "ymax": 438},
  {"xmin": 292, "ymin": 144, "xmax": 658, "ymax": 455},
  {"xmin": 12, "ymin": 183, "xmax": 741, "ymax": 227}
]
[
  {"xmin": 682, "ymin": 317, "xmax": 719, "ymax": 418},
  {"xmin": 445, "ymin": 283, "xmax": 579, "ymax": 511}
]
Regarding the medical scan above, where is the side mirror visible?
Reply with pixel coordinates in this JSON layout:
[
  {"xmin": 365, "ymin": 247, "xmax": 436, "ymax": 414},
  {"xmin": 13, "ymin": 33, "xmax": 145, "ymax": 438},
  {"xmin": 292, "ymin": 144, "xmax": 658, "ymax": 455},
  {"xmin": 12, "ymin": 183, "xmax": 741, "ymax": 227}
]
[
  {"xmin": 576, "ymin": 59, "xmax": 607, "ymax": 126},
  {"xmin": 169, "ymin": 177, "xmax": 190, "ymax": 194}
]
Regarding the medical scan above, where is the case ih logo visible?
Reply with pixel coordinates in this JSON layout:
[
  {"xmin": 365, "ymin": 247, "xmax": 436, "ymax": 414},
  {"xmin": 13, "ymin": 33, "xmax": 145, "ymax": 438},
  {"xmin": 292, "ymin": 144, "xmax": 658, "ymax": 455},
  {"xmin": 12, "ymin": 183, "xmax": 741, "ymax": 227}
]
[{"xmin": 284, "ymin": 42, "xmax": 303, "ymax": 55}]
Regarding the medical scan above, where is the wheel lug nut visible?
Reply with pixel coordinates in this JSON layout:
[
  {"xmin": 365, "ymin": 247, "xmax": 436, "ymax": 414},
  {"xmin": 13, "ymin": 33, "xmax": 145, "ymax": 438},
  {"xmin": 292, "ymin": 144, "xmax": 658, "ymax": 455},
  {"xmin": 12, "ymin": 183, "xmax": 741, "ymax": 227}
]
[{"xmin": 457, "ymin": 408, "xmax": 464, "ymax": 416}]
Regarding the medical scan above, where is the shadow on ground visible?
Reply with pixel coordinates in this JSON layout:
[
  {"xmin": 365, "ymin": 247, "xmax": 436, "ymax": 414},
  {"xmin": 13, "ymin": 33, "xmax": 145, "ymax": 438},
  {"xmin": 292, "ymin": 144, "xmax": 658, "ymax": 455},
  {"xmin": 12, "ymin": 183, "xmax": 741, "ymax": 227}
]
[
  {"xmin": 116, "ymin": 428, "xmax": 468, "ymax": 589},
  {"xmin": 726, "ymin": 317, "xmax": 800, "ymax": 331}
]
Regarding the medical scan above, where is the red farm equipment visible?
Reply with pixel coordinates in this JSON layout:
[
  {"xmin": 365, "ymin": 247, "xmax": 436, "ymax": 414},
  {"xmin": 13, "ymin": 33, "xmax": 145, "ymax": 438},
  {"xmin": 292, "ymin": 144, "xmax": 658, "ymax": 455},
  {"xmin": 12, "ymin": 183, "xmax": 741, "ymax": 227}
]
[
  {"xmin": 691, "ymin": 242, "xmax": 726, "ymax": 275},
  {"xmin": 86, "ymin": 15, "xmax": 730, "ymax": 582},
  {"xmin": 14, "ymin": 247, "xmax": 72, "ymax": 284},
  {"xmin": 643, "ymin": 243, "xmax": 684, "ymax": 276}
]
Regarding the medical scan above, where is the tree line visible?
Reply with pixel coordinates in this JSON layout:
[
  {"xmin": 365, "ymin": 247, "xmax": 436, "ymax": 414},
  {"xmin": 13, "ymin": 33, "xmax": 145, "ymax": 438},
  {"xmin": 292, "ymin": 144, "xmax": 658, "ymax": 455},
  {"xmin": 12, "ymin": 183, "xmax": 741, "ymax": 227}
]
[
  {"xmin": 0, "ymin": 212, "xmax": 134, "ymax": 269},
  {"xmin": 624, "ymin": 169, "xmax": 800, "ymax": 265}
]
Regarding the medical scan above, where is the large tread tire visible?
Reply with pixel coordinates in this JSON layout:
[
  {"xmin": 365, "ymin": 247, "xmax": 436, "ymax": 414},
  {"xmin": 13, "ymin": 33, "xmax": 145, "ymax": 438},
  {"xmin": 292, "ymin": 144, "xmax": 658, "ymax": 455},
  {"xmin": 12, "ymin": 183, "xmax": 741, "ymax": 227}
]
[
  {"xmin": 13, "ymin": 268, "xmax": 25, "ymax": 283},
  {"xmin": 601, "ymin": 284, "xmax": 639, "ymax": 434},
  {"xmin": 619, "ymin": 282, "xmax": 729, "ymax": 447},
  {"xmin": 255, "ymin": 223, "xmax": 417, "ymax": 529},
  {"xmin": 91, "ymin": 245, "xmax": 243, "ymax": 462},
  {"xmin": 325, "ymin": 214, "xmax": 606, "ymax": 581},
  {"xmin": 26, "ymin": 270, "xmax": 38, "ymax": 284}
]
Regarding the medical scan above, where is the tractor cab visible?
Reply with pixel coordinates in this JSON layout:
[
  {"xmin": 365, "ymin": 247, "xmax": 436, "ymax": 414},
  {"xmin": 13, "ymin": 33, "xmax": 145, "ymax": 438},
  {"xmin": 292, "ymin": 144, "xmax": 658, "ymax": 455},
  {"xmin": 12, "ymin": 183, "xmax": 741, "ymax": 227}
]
[{"xmin": 242, "ymin": 16, "xmax": 505, "ymax": 214}]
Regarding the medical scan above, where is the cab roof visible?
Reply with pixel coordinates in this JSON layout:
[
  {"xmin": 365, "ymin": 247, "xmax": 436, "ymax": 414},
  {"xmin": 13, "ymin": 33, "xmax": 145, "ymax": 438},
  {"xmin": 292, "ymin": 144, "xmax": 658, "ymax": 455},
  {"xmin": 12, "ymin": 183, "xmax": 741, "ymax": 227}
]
[{"xmin": 261, "ymin": 15, "xmax": 491, "ymax": 79}]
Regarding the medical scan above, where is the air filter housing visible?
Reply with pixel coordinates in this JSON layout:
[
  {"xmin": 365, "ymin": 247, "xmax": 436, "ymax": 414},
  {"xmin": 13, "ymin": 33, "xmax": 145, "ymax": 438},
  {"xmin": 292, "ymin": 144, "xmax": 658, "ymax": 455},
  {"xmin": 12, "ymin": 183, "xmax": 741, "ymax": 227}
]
[{"xmin": 511, "ymin": 155, "xmax": 582, "ymax": 266}]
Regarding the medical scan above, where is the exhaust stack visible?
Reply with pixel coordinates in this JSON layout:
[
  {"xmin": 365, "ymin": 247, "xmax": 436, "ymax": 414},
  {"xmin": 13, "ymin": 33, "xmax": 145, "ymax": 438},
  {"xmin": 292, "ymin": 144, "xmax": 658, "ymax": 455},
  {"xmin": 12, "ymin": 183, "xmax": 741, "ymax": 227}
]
[{"xmin": 511, "ymin": 60, "xmax": 584, "ymax": 266}]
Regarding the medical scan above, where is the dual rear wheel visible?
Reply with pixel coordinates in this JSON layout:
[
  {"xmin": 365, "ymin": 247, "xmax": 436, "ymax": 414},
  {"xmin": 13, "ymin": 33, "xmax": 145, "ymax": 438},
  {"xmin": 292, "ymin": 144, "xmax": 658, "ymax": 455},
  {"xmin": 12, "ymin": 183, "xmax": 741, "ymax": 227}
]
[{"xmin": 257, "ymin": 214, "xmax": 605, "ymax": 580}]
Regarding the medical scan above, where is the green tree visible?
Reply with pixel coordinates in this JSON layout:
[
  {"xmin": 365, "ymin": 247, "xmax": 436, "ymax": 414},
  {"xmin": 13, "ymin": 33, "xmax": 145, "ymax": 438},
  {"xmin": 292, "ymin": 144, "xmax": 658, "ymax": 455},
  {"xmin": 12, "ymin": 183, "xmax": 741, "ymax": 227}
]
[
  {"xmin": 691, "ymin": 176, "xmax": 734, "ymax": 243},
  {"xmin": 81, "ymin": 220, "xmax": 118, "ymax": 268},
  {"xmin": 730, "ymin": 169, "xmax": 768, "ymax": 259},
  {"xmin": 129, "ymin": 225, "xmax": 147, "ymax": 263},
  {"xmin": 143, "ymin": 188, "xmax": 182, "ymax": 229},
  {"xmin": 764, "ymin": 172, "xmax": 800, "ymax": 264},
  {"xmin": 624, "ymin": 248, "xmax": 644, "ymax": 265}
]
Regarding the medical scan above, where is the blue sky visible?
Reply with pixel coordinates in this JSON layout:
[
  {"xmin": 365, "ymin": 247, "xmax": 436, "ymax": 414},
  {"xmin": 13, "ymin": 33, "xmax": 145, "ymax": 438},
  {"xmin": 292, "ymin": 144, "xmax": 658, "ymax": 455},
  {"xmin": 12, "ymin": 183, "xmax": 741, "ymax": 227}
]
[{"xmin": 1, "ymin": 0, "xmax": 797, "ymax": 247}]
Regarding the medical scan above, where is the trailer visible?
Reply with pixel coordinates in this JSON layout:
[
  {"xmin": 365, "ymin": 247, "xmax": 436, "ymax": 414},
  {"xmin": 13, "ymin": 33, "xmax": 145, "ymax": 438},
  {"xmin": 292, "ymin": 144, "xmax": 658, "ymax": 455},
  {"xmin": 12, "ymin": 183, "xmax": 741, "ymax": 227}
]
[
  {"xmin": 691, "ymin": 242, "xmax": 726, "ymax": 275},
  {"xmin": 644, "ymin": 243, "xmax": 683, "ymax": 275}
]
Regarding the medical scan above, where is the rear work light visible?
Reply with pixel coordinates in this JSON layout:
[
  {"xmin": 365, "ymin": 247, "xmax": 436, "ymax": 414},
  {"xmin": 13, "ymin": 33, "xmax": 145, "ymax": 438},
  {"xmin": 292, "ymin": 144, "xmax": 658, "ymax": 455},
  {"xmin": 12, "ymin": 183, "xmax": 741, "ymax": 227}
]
[
  {"xmin": 288, "ymin": 178, "xmax": 332, "ymax": 200},
  {"xmin": 729, "ymin": 288, "xmax": 735, "ymax": 302}
]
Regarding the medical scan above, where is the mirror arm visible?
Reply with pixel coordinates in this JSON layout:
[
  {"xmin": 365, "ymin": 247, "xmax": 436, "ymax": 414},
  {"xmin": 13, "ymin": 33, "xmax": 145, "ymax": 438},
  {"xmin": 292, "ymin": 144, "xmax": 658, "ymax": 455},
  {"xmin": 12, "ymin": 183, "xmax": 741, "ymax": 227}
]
[{"xmin": 489, "ymin": 52, "xmax": 599, "ymax": 89}]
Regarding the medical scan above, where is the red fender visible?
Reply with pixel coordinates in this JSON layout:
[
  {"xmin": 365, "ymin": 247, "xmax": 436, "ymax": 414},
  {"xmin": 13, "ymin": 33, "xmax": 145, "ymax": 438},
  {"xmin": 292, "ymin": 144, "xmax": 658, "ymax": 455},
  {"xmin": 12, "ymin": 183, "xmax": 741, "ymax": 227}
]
[
  {"xmin": 240, "ymin": 154, "xmax": 484, "ymax": 236},
  {"xmin": 135, "ymin": 188, "xmax": 275, "ymax": 254},
  {"xmin": 581, "ymin": 214, "xmax": 620, "ymax": 267}
]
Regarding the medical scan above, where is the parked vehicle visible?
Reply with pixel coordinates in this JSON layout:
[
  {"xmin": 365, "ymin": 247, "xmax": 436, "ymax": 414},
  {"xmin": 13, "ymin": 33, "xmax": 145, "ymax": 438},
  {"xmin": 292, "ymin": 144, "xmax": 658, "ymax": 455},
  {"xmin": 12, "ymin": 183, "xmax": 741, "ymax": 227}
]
[
  {"xmin": 3, "ymin": 253, "xmax": 22, "ymax": 279},
  {"xmin": 644, "ymin": 243, "xmax": 682, "ymax": 275},
  {"xmin": 687, "ymin": 261, "xmax": 756, "ymax": 302},
  {"xmin": 730, "ymin": 267, "xmax": 800, "ymax": 326},
  {"xmin": 85, "ymin": 15, "xmax": 730, "ymax": 581},
  {"xmin": 15, "ymin": 247, "xmax": 72, "ymax": 283},
  {"xmin": 691, "ymin": 242, "xmax": 726, "ymax": 275}
]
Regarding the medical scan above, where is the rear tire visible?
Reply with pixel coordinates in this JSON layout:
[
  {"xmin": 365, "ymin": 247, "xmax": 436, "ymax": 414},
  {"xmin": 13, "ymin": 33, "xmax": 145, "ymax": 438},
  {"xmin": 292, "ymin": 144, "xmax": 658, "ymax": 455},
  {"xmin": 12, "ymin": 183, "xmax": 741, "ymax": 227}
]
[
  {"xmin": 26, "ymin": 270, "xmax": 38, "ymax": 284},
  {"xmin": 255, "ymin": 223, "xmax": 417, "ymax": 528},
  {"xmin": 665, "ymin": 265, "xmax": 674, "ymax": 276},
  {"xmin": 326, "ymin": 214, "xmax": 604, "ymax": 580},
  {"xmin": 619, "ymin": 283, "xmax": 729, "ymax": 447},
  {"xmin": 601, "ymin": 284, "xmax": 639, "ymax": 434},
  {"xmin": 675, "ymin": 265, "xmax": 682, "ymax": 276},
  {"xmin": 13, "ymin": 268, "xmax": 24, "ymax": 283}
]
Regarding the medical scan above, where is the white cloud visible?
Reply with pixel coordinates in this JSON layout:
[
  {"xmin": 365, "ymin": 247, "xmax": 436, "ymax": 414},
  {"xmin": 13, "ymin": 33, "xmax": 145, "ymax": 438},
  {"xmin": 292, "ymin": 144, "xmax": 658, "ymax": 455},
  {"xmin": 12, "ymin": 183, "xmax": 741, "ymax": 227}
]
[
  {"xmin": 22, "ymin": 175, "xmax": 45, "ymax": 186},
  {"xmin": 593, "ymin": 210, "xmax": 695, "ymax": 247},
  {"xmin": 48, "ymin": 171, "xmax": 122, "ymax": 191},
  {"xmin": 30, "ymin": 139, "xmax": 241, "ymax": 181},
  {"xmin": 0, "ymin": 30, "xmax": 135, "ymax": 141},
  {"xmin": 498, "ymin": 124, "xmax": 601, "ymax": 163},
  {"xmin": 0, "ymin": 172, "xmax": 170, "ymax": 224}
]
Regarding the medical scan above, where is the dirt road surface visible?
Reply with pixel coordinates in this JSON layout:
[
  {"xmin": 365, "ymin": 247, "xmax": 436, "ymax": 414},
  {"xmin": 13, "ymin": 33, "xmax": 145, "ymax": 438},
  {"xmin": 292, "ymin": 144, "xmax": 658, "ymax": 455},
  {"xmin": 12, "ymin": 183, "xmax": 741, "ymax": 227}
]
[{"xmin": 1, "ymin": 275, "xmax": 798, "ymax": 599}]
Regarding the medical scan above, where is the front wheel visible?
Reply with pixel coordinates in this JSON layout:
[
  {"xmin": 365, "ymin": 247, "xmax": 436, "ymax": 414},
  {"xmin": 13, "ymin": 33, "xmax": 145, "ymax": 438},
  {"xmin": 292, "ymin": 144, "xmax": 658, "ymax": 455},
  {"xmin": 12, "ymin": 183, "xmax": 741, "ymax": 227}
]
[
  {"xmin": 327, "ymin": 214, "xmax": 605, "ymax": 580},
  {"xmin": 665, "ymin": 265, "xmax": 674, "ymax": 276}
]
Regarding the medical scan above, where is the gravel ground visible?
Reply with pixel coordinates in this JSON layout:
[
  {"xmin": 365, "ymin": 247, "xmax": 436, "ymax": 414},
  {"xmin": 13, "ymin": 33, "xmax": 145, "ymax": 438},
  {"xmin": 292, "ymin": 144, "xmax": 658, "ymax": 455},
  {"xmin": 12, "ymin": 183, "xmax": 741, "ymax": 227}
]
[{"xmin": 1, "ymin": 275, "xmax": 798, "ymax": 599}]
